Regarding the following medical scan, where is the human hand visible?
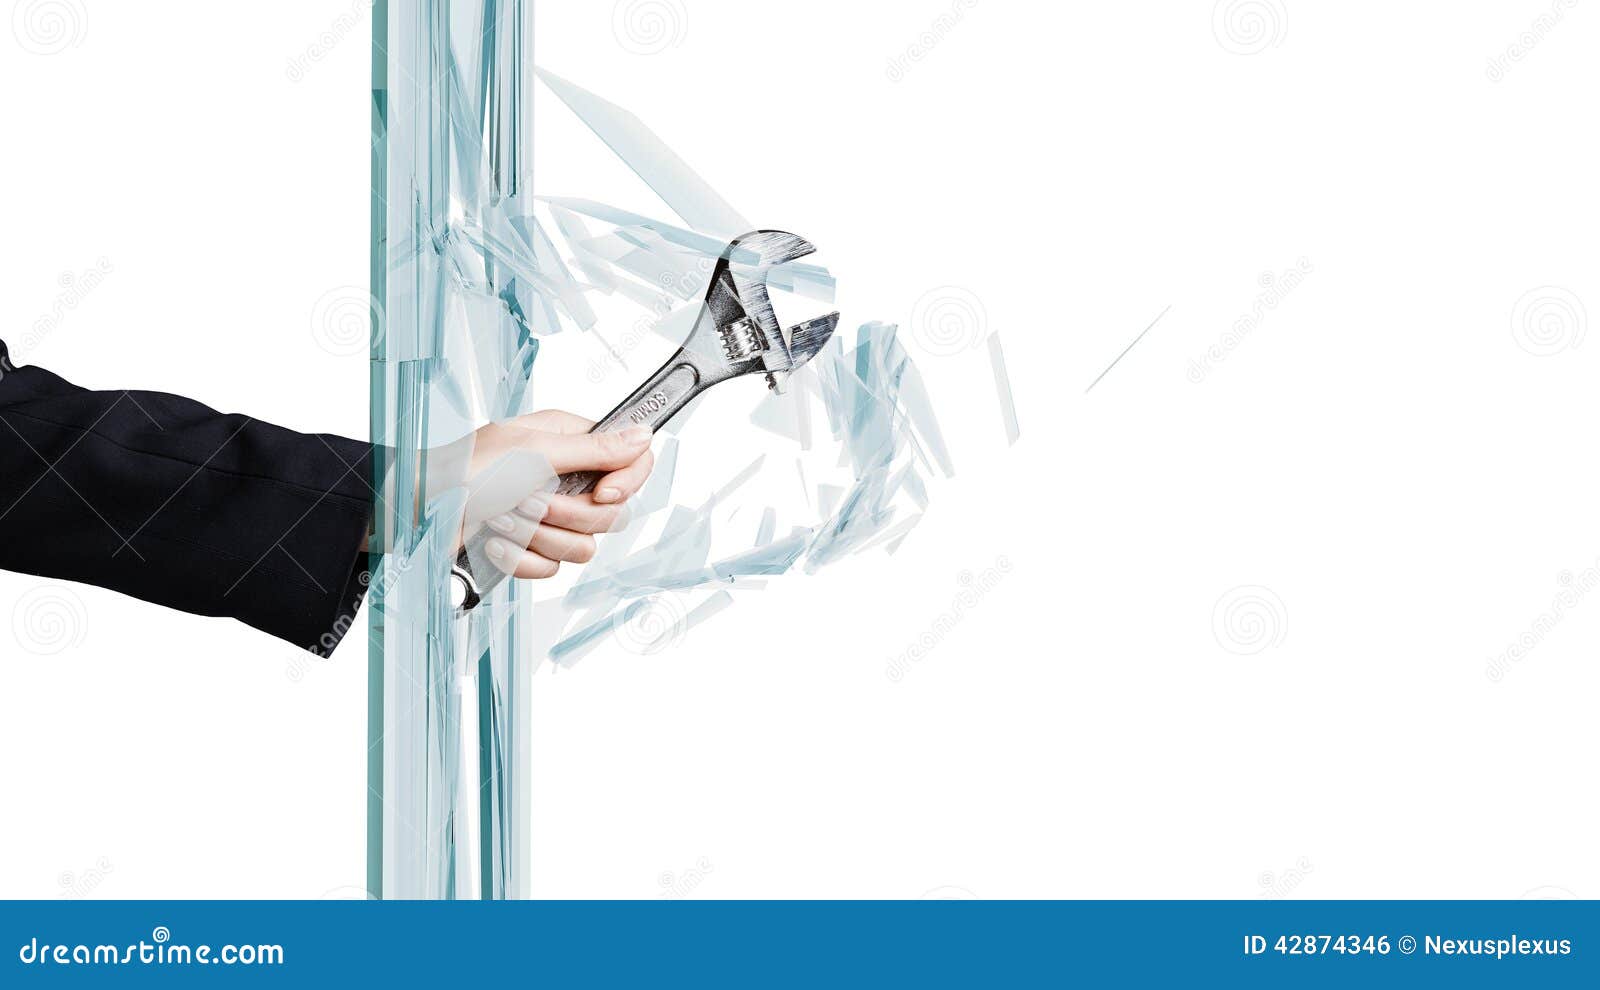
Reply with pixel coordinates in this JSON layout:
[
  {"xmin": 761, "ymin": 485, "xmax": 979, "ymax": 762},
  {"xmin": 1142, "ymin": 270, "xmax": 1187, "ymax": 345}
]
[{"xmin": 462, "ymin": 410, "xmax": 654, "ymax": 579}]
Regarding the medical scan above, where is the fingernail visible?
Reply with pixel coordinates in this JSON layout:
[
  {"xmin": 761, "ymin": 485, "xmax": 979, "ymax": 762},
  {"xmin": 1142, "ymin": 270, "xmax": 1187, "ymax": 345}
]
[
  {"xmin": 620, "ymin": 426, "xmax": 652, "ymax": 444},
  {"xmin": 486, "ymin": 514, "xmax": 514, "ymax": 535},
  {"xmin": 486, "ymin": 539, "xmax": 507, "ymax": 560},
  {"xmin": 595, "ymin": 486, "xmax": 622, "ymax": 504},
  {"xmin": 519, "ymin": 496, "xmax": 547, "ymax": 517}
]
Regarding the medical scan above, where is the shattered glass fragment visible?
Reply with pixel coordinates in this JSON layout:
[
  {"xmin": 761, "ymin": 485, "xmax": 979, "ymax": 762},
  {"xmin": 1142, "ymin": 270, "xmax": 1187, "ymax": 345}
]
[
  {"xmin": 543, "ymin": 197, "xmax": 759, "ymax": 263},
  {"xmin": 988, "ymin": 333, "xmax": 1021, "ymax": 445},
  {"xmin": 536, "ymin": 69, "xmax": 753, "ymax": 237}
]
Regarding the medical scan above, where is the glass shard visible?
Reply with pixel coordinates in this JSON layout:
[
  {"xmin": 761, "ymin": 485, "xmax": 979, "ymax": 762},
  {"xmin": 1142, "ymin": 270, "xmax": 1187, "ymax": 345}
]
[
  {"xmin": 536, "ymin": 69, "xmax": 753, "ymax": 237},
  {"xmin": 988, "ymin": 332, "xmax": 1021, "ymax": 445}
]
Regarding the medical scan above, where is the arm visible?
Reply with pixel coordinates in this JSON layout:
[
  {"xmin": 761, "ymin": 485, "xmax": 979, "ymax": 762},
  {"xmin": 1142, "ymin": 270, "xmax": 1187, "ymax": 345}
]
[
  {"xmin": 0, "ymin": 338, "xmax": 372, "ymax": 655},
  {"xmin": 0, "ymin": 339, "xmax": 656, "ymax": 657}
]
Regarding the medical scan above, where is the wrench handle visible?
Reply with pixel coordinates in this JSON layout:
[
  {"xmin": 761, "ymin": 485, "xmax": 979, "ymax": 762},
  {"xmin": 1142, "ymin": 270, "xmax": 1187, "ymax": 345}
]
[{"xmin": 554, "ymin": 358, "xmax": 700, "ymax": 495}]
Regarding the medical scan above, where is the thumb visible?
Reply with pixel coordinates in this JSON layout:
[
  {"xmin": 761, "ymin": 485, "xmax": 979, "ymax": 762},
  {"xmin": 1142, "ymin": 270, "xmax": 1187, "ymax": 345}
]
[{"xmin": 541, "ymin": 425, "xmax": 653, "ymax": 474}]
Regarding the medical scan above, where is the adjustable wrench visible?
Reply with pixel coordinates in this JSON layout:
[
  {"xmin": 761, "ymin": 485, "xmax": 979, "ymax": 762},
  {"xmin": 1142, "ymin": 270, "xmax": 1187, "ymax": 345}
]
[{"xmin": 452, "ymin": 229, "xmax": 839, "ymax": 611}]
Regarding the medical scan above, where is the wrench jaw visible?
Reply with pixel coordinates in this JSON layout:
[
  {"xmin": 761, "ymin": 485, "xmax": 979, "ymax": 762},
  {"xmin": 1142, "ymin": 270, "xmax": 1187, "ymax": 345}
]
[
  {"xmin": 727, "ymin": 229, "xmax": 817, "ymax": 267},
  {"xmin": 771, "ymin": 312, "xmax": 840, "ymax": 374},
  {"xmin": 698, "ymin": 310, "xmax": 839, "ymax": 392},
  {"xmin": 694, "ymin": 230, "xmax": 840, "ymax": 390}
]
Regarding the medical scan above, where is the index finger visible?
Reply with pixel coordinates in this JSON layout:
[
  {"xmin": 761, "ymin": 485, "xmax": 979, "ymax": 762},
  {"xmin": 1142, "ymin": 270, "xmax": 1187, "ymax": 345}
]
[{"xmin": 521, "ymin": 409, "xmax": 595, "ymax": 434}]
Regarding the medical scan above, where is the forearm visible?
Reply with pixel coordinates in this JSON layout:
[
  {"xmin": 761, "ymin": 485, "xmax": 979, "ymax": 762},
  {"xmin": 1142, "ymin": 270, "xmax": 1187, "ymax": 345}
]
[{"xmin": 0, "ymin": 340, "xmax": 373, "ymax": 655}]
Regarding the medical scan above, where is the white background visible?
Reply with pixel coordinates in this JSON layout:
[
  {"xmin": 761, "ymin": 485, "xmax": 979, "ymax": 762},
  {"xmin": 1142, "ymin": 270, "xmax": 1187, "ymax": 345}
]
[{"xmin": 2, "ymin": 0, "xmax": 1597, "ymax": 900}]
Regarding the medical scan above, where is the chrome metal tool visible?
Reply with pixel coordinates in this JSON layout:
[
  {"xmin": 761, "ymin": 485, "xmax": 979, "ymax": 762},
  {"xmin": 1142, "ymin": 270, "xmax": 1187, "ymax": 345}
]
[{"xmin": 452, "ymin": 229, "xmax": 839, "ymax": 611}]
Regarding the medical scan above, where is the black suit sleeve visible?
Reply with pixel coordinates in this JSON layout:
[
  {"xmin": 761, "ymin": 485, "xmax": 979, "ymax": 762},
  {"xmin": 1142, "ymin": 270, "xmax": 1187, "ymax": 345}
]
[{"xmin": 0, "ymin": 338, "xmax": 373, "ymax": 655}]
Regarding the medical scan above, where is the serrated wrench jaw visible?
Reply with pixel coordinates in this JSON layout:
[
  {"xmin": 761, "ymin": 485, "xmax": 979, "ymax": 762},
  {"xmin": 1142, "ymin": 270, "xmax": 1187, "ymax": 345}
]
[
  {"xmin": 763, "ymin": 312, "xmax": 839, "ymax": 377},
  {"xmin": 726, "ymin": 229, "xmax": 816, "ymax": 268},
  {"xmin": 786, "ymin": 311, "xmax": 840, "ymax": 368}
]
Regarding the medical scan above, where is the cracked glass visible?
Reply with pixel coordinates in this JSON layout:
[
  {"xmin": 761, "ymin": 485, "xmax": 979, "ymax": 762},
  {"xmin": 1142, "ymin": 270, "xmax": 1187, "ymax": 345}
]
[{"xmin": 368, "ymin": 0, "xmax": 990, "ymax": 899}]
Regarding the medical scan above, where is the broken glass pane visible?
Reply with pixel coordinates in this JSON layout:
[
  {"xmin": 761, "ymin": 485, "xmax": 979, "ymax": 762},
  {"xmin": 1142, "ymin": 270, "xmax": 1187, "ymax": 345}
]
[{"xmin": 370, "ymin": 0, "xmax": 1004, "ymax": 900}]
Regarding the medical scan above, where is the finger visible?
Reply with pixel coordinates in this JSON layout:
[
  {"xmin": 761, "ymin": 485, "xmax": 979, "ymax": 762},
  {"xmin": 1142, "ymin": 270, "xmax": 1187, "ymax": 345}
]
[
  {"xmin": 480, "ymin": 508, "xmax": 540, "ymax": 550},
  {"xmin": 592, "ymin": 448, "xmax": 654, "ymax": 505},
  {"xmin": 536, "ymin": 494, "xmax": 630, "ymax": 535},
  {"xmin": 484, "ymin": 537, "xmax": 560, "ymax": 579},
  {"xmin": 541, "ymin": 426, "xmax": 653, "ymax": 475},
  {"xmin": 513, "ymin": 493, "xmax": 551, "ymax": 525},
  {"xmin": 462, "ymin": 447, "xmax": 556, "ymax": 529},
  {"xmin": 529, "ymin": 524, "xmax": 597, "ymax": 564},
  {"xmin": 518, "ymin": 409, "xmax": 595, "ymax": 434}
]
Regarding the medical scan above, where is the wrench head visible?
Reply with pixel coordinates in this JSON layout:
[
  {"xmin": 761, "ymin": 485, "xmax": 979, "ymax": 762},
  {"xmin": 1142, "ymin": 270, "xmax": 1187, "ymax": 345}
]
[{"xmin": 695, "ymin": 229, "xmax": 836, "ymax": 385}]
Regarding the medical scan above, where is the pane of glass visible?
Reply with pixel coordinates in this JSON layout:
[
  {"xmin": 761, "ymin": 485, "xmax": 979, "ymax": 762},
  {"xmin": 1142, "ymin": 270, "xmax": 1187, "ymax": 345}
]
[{"xmin": 369, "ymin": 0, "xmax": 537, "ymax": 900}]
